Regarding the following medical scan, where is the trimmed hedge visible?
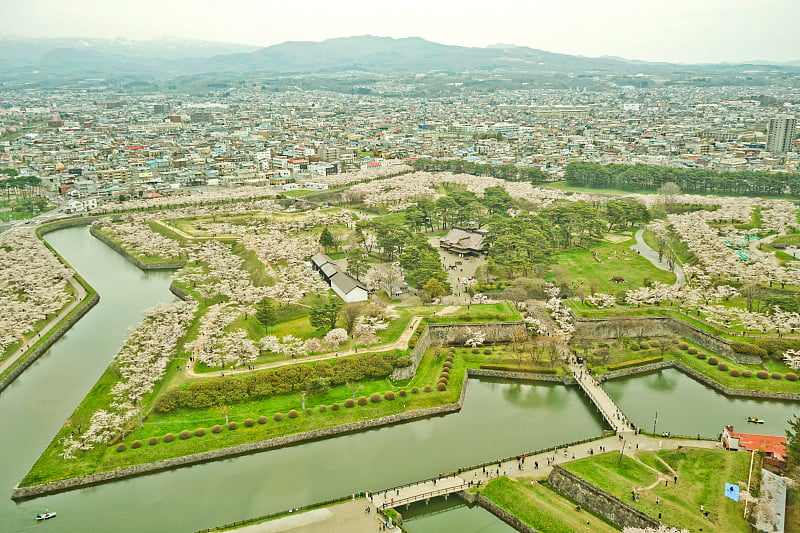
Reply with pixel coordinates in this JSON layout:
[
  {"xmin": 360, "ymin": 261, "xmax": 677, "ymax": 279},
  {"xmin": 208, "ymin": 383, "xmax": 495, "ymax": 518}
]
[
  {"xmin": 274, "ymin": 413, "xmax": 283, "ymax": 421},
  {"xmin": 331, "ymin": 402, "xmax": 340, "ymax": 410},
  {"xmin": 697, "ymin": 353, "xmax": 707, "ymax": 360},
  {"xmin": 411, "ymin": 387, "xmax": 419, "ymax": 393},
  {"xmin": 116, "ymin": 444, "xmax": 126, "ymax": 452},
  {"xmin": 257, "ymin": 415, "xmax": 267, "ymax": 424},
  {"xmin": 305, "ymin": 408, "xmax": 312, "ymax": 416},
  {"xmin": 708, "ymin": 357, "xmax": 719, "ymax": 366},
  {"xmin": 227, "ymin": 422, "xmax": 238, "ymax": 430},
  {"xmin": 163, "ymin": 433, "xmax": 175, "ymax": 443},
  {"xmin": 718, "ymin": 363, "xmax": 729, "ymax": 371},
  {"xmin": 787, "ymin": 372, "xmax": 798, "ymax": 381},
  {"xmin": 288, "ymin": 410, "xmax": 298, "ymax": 418},
  {"xmin": 437, "ymin": 383, "xmax": 447, "ymax": 391},
  {"xmin": 148, "ymin": 437, "xmax": 158, "ymax": 446},
  {"xmin": 344, "ymin": 398, "xmax": 355, "ymax": 407},
  {"xmin": 757, "ymin": 370, "xmax": 769, "ymax": 379},
  {"xmin": 687, "ymin": 348, "xmax": 698, "ymax": 355},
  {"xmin": 319, "ymin": 405, "xmax": 327, "ymax": 413},
  {"xmin": 731, "ymin": 342, "xmax": 767, "ymax": 357},
  {"xmin": 606, "ymin": 356, "xmax": 664, "ymax": 371},
  {"xmin": 179, "ymin": 430, "xmax": 191, "ymax": 440},
  {"xmin": 194, "ymin": 428, "xmax": 206, "ymax": 437},
  {"xmin": 385, "ymin": 391, "xmax": 396, "ymax": 400},
  {"xmin": 370, "ymin": 393, "xmax": 382, "ymax": 403},
  {"xmin": 423, "ymin": 385, "xmax": 432, "ymax": 392},
  {"xmin": 742, "ymin": 370, "xmax": 753, "ymax": 378},
  {"xmin": 678, "ymin": 343, "xmax": 689, "ymax": 350},
  {"xmin": 244, "ymin": 418, "xmax": 255, "ymax": 427},
  {"xmin": 398, "ymin": 390, "xmax": 406, "ymax": 397},
  {"xmin": 771, "ymin": 372, "xmax": 783, "ymax": 380},
  {"xmin": 131, "ymin": 440, "xmax": 142, "ymax": 449},
  {"xmin": 483, "ymin": 348, "xmax": 492, "ymax": 355},
  {"xmin": 730, "ymin": 369, "xmax": 741, "ymax": 377},
  {"xmin": 212, "ymin": 425, "xmax": 222, "ymax": 433},
  {"xmin": 479, "ymin": 364, "xmax": 557, "ymax": 374},
  {"xmin": 357, "ymin": 396, "xmax": 368, "ymax": 406}
]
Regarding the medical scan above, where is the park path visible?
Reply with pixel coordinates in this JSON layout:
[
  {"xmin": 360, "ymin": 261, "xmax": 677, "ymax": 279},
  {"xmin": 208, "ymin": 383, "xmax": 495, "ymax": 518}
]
[
  {"xmin": 630, "ymin": 227, "xmax": 685, "ymax": 288},
  {"xmin": 567, "ymin": 356, "xmax": 633, "ymax": 434},
  {"xmin": 373, "ymin": 433, "xmax": 721, "ymax": 511},
  {"xmin": 230, "ymin": 498, "xmax": 382, "ymax": 533},
  {"xmin": 0, "ymin": 274, "xmax": 87, "ymax": 376},
  {"xmin": 185, "ymin": 305, "xmax": 459, "ymax": 379}
]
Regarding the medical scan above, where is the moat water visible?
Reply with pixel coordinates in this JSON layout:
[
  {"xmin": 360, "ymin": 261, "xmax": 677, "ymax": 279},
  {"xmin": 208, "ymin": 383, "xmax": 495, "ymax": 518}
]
[{"xmin": 0, "ymin": 226, "xmax": 796, "ymax": 532}]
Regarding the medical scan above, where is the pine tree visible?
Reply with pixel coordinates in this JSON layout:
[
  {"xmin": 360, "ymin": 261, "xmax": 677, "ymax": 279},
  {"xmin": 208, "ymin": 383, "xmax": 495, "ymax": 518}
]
[{"xmin": 255, "ymin": 299, "xmax": 277, "ymax": 333}]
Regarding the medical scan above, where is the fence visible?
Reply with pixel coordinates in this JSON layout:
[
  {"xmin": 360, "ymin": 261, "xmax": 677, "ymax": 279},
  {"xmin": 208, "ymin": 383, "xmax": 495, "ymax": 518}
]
[{"xmin": 378, "ymin": 482, "xmax": 472, "ymax": 510}]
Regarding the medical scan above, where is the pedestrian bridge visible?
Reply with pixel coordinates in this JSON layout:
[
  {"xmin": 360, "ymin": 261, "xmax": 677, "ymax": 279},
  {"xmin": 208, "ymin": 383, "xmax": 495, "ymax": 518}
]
[{"xmin": 374, "ymin": 475, "xmax": 470, "ymax": 510}]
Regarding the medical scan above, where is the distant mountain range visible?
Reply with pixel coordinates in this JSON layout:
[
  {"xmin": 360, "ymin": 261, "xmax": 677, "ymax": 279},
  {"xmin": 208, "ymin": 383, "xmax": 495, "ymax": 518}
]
[{"xmin": 0, "ymin": 34, "xmax": 797, "ymax": 80}]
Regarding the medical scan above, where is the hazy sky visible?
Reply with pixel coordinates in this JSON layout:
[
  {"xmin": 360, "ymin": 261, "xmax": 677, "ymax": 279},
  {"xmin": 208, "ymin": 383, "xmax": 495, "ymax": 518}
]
[{"xmin": 2, "ymin": 0, "xmax": 798, "ymax": 63}]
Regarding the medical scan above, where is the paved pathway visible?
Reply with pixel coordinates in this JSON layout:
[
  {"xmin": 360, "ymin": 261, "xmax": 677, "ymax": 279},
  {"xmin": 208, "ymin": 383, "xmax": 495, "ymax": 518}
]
[
  {"xmin": 186, "ymin": 306, "xmax": 454, "ymax": 378},
  {"xmin": 0, "ymin": 274, "xmax": 87, "ymax": 376},
  {"xmin": 567, "ymin": 356, "xmax": 632, "ymax": 434},
  {"xmin": 231, "ymin": 498, "xmax": 384, "ymax": 533},
  {"xmin": 630, "ymin": 227, "xmax": 685, "ymax": 288}
]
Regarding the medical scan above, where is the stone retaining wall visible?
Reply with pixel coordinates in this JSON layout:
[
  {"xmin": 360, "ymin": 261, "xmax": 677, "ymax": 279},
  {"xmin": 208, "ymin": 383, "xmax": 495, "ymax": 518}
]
[
  {"xmin": 576, "ymin": 315, "xmax": 762, "ymax": 365},
  {"xmin": 547, "ymin": 466, "xmax": 660, "ymax": 530},
  {"xmin": 467, "ymin": 368, "xmax": 575, "ymax": 385},
  {"xmin": 596, "ymin": 360, "xmax": 800, "ymax": 401},
  {"xmin": 89, "ymin": 224, "xmax": 186, "ymax": 270},
  {"xmin": 12, "ymin": 377, "xmax": 470, "ymax": 500},
  {"xmin": 458, "ymin": 492, "xmax": 538, "ymax": 533},
  {"xmin": 391, "ymin": 321, "xmax": 526, "ymax": 381},
  {"xmin": 169, "ymin": 282, "xmax": 192, "ymax": 302},
  {"xmin": 0, "ymin": 292, "xmax": 99, "ymax": 393}
]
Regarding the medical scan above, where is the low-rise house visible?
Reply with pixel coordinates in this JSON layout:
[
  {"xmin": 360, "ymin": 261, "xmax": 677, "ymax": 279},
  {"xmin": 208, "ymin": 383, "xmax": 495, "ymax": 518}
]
[
  {"xmin": 721, "ymin": 425, "xmax": 786, "ymax": 468},
  {"xmin": 310, "ymin": 252, "xmax": 368, "ymax": 302}
]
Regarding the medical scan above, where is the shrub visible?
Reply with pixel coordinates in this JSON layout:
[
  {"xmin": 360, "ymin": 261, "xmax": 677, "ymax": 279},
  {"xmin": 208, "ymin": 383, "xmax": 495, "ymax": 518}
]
[
  {"xmin": 678, "ymin": 343, "xmax": 689, "ymax": 350},
  {"xmin": 274, "ymin": 413, "xmax": 283, "ymax": 421},
  {"xmin": 370, "ymin": 393, "xmax": 382, "ymax": 403},
  {"xmin": 742, "ymin": 370, "xmax": 753, "ymax": 378},
  {"xmin": 424, "ymin": 385, "xmax": 432, "ymax": 392},
  {"xmin": 131, "ymin": 440, "xmax": 142, "ymax": 449},
  {"xmin": 786, "ymin": 372, "xmax": 798, "ymax": 381},
  {"xmin": 257, "ymin": 415, "xmax": 267, "ymax": 424},
  {"xmin": 697, "ymin": 353, "xmax": 707, "ymax": 360},
  {"xmin": 148, "ymin": 437, "xmax": 158, "ymax": 446},
  {"xmin": 707, "ymin": 357, "xmax": 718, "ymax": 366},
  {"xmin": 179, "ymin": 430, "xmax": 191, "ymax": 440},
  {"xmin": 437, "ymin": 383, "xmax": 447, "ymax": 391},
  {"xmin": 242, "ymin": 418, "xmax": 254, "ymax": 427},
  {"xmin": 163, "ymin": 433, "xmax": 175, "ymax": 443},
  {"xmin": 606, "ymin": 357, "xmax": 664, "ymax": 372},
  {"xmin": 731, "ymin": 342, "xmax": 768, "ymax": 357},
  {"xmin": 344, "ymin": 398, "xmax": 355, "ymax": 408},
  {"xmin": 194, "ymin": 428, "xmax": 206, "ymax": 437},
  {"xmin": 212, "ymin": 425, "xmax": 222, "ymax": 433},
  {"xmin": 598, "ymin": 342, "xmax": 609, "ymax": 348},
  {"xmin": 687, "ymin": 348, "xmax": 698, "ymax": 355},
  {"xmin": 471, "ymin": 348, "xmax": 480, "ymax": 354},
  {"xmin": 672, "ymin": 338, "xmax": 680, "ymax": 344},
  {"xmin": 757, "ymin": 370, "xmax": 769, "ymax": 379},
  {"xmin": 443, "ymin": 361, "xmax": 453, "ymax": 370},
  {"xmin": 305, "ymin": 408, "xmax": 313, "ymax": 415},
  {"xmin": 399, "ymin": 390, "xmax": 406, "ymax": 397},
  {"xmin": 440, "ymin": 371, "xmax": 450, "ymax": 379},
  {"xmin": 630, "ymin": 344, "xmax": 640, "ymax": 351},
  {"xmin": 479, "ymin": 364, "xmax": 559, "ymax": 374},
  {"xmin": 288, "ymin": 410, "xmax": 299, "ymax": 418},
  {"xmin": 772, "ymin": 372, "xmax": 783, "ymax": 380},
  {"xmin": 319, "ymin": 405, "xmax": 327, "ymax": 413},
  {"xmin": 332, "ymin": 402, "xmax": 340, "ymax": 410},
  {"xmin": 438, "ymin": 377, "xmax": 449, "ymax": 385},
  {"xmin": 446, "ymin": 355, "xmax": 454, "ymax": 362},
  {"xmin": 484, "ymin": 348, "xmax": 492, "ymax": 355},
  {"xmin": 357, "ymin": 396, "xmax": 368, "ymax": 406},
  {"xmin": 116, "ymin": 444, "xmax": 126, "ymax": 452},
  {"xmin": 385, "ymin": 391, "xmax": 396, "ymax": 401},
  {"xmin": 228, "ymin": 422, "xmax": 238, "ymax": 430},
  {"xmin": 639, "ymin": 342, "xmax": 649, "ymax": 350},
  {"xmin": 718, "ymin": 363, "xmax": 729, "ymax": 371},
  {"xmin": 729, "ymin": 369, "xmax": 741, "ymax": 377},
  {"xmin": 411, "ymin": 387, "xmax": 419, "ymax": 394}
]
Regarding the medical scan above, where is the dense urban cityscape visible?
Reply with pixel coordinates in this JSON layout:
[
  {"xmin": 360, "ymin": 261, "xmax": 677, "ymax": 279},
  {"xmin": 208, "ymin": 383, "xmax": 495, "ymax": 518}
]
[{"xmin": 1, "ymin": 15, "xmax": 799, "ymax": 533}]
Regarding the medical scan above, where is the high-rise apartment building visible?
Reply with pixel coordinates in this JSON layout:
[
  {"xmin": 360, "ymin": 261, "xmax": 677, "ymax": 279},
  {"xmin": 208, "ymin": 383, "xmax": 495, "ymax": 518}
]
[{"xmin": 766, "ymin": 116, "xmax": 797, "ymax": 153}]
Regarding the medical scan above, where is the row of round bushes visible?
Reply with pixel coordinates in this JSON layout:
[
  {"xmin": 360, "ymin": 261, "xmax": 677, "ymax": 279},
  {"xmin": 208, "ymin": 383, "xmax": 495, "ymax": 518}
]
[
  {"xmin": 696, "ymin": 352, "xmax": 798, "ymax": 381},
  {"xmin": 116, "ymin": 384, "xmax": 454, "ymax": 452}
]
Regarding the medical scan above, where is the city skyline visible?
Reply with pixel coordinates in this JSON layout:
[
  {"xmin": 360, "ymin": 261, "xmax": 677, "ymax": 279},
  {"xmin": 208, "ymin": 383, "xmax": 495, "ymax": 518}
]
[{"xmin": 2, "ymin": 0, "xmax": 799, "ymax": 64}]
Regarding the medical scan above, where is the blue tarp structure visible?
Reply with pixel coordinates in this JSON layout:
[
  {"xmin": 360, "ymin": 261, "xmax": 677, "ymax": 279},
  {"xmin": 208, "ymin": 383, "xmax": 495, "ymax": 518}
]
[{"xmin": 725, "ymin": 483, "xmax": 740, "ymax": 502}]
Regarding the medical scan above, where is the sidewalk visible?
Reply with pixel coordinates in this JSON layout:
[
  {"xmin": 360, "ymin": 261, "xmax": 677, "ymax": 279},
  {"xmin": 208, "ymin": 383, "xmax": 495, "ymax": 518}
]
[{"xmin": 630, "ymin": 227, "xmax": 685, "ymax": 288}]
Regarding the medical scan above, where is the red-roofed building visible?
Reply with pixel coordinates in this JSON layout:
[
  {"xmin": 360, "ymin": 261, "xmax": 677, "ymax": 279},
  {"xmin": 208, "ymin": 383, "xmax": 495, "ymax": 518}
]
[{"xmin": 721, "ymin": 425, "xmax": 786, "ymax": 464}]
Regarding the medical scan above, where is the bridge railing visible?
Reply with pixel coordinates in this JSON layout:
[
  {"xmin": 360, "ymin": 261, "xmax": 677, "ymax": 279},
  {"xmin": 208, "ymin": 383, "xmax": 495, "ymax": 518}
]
[{"xmin": 378, "ymin": 482, "xmax": 471, "ymax": 509}]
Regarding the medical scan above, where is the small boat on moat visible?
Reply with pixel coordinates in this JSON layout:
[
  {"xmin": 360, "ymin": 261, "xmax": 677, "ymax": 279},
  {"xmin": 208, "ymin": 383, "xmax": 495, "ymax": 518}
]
[
  {"xmin": 747, "ymin": 417, "xmax": 765, "ymax": 424},
  {"xmin": 36, "ymin": 511, "xmax": 56, "ymax": 520}
]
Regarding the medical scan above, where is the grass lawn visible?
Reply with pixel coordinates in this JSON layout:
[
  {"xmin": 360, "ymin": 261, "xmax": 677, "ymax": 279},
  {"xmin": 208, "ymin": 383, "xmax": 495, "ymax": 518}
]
[
  {"xmin": 479, "ymin": 477, "xmax": 618, "ymax": 533},
  {"xmin": 21, "ymin": 350, "xmax": 463, "ymax": 487},
  {"xmin": 546, "ymin": 237, "xmax": 675, "ymax": 294},
  {"xmin": 564, "ymin": 448, "xmax": 754, "ymax": 532}
]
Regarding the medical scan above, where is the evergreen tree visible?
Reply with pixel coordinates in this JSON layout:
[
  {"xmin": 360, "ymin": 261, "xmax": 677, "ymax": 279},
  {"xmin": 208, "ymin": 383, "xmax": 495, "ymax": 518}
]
[
  {"xmin": 310, "ymin": 298, "xmax": 343, "ymax": 331},
  {"xmin": 255, "ymin": 299, "xmax": 277, "ymax": 333},
  {"xmin": 319, "ymin": 227, "xmax": 336, "ymax": 251}
]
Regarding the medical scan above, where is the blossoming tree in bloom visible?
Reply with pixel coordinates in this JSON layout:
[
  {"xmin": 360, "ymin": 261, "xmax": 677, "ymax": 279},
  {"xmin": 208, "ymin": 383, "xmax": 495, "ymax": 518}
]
[
  {"xmin": 0, "ymin": 230, "xmax": 73, "ymax": 354},
  {"xmin": 60, "ymin": 300, "xmax": 196, "ymax": 459},
  {"xmin": 324, "ymin": 328, "xmax": 348, "ymax": 350}
]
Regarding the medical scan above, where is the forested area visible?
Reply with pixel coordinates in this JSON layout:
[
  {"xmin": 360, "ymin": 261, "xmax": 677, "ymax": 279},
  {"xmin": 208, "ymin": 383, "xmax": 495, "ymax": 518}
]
[
  {"xmin": 409, "ymin": 158, "xmax": 549, "ymax": 182},
  {"xmin": 564, "ymin": 162, "xmax": 800, "ymax": 196}
]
